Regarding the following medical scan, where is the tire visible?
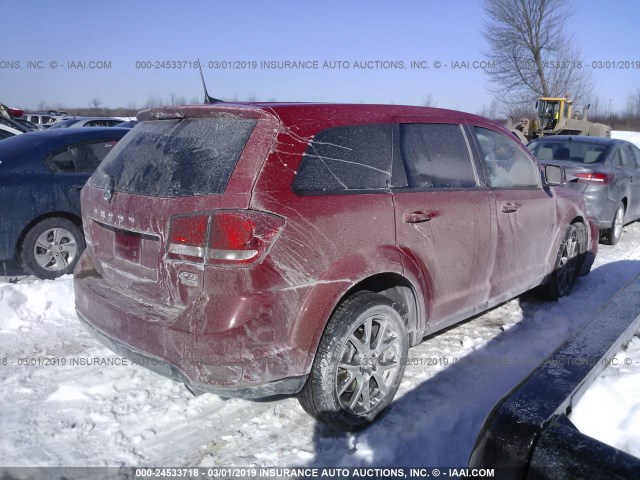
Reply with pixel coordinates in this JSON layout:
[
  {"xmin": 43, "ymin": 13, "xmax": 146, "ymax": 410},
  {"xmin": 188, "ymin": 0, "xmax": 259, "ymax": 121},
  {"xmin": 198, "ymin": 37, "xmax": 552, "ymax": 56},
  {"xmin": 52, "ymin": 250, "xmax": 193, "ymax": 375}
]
[
  {"xmin": 575, "ymin": 222, "xmax": 592, "ymax": 276},
  {"xmin": 542, "ymin": 224, "xmax": 584, "ymax": 300},
  {"xmin": 298, "ymin": 291, "xmax": 408, "ymax": 431},
  {"xmin": 604, "ymin": 203, "xmax": 625, "ymax": 245},
  {"xmin": 20, "ymin": 217, "xmax": 86, "ymax": 280}
]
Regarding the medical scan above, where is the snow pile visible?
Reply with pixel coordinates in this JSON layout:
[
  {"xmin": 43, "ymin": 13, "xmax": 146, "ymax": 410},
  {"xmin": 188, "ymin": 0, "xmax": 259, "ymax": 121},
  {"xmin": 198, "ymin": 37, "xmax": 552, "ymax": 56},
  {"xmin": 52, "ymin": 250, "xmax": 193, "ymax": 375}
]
[
  {"xmin": 570, "ymin": 336, "xmax": 640, "ymax": 457},
  {"xmin": 612, "ymin": 130, "xmax": 640, "ymax": 148}
]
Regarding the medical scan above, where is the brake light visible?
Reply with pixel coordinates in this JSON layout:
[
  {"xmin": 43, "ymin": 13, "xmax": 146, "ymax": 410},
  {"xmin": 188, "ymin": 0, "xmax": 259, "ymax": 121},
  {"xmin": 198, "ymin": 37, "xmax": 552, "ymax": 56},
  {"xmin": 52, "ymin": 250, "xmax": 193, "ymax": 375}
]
[
  {"xmin": 168, "ymin": 215, "xmax": 209, "ymax": 262},
  {"xmin": 574, "ymin": 172, "xmax": 611, "ymax": 184},
  {"xmin": 167, "ymin": 211, "xmax": 284, "ymax": 266}
]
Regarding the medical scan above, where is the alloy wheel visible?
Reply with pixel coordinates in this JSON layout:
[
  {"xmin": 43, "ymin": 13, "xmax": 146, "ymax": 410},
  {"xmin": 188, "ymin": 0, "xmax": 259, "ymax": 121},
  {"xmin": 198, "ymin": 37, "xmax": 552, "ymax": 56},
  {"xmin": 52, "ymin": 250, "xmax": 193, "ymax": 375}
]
[
  {"xmin": 335, "ymin": 314, "xmax": 403, "ymax": 415},
  {"xmin": 33, "ymin": 227, "xmax": 78, "ymax": 271}
]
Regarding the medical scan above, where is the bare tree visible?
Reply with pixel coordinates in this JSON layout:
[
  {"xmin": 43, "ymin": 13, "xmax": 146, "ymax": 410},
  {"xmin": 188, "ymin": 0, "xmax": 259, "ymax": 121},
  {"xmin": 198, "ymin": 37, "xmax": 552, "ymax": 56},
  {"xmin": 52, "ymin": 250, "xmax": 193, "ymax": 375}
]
[
  {"xmin": 421, "ymin": 93, "xmax": 437, "ymax": 107},
  {"xmin": 89, "ymin": 97, "xmax": 102, "ymax": 116},
  {"xmin": 482, "ymin": 0, "xmax": 592, "ymax": 114},
  {"xmin": 144, "ymin": 95, "xmax": 165, "ymax": 108},
  {"xmin": 626, "ymin": 88, "xmax": 640, "ymax": 117},
  {"xmin": 168, "ymin": 92, "xmax": 188, "ymax": 106},
  {"xmin": 477, "ymin": 98, "xmax": 500, "ymax": 119}
]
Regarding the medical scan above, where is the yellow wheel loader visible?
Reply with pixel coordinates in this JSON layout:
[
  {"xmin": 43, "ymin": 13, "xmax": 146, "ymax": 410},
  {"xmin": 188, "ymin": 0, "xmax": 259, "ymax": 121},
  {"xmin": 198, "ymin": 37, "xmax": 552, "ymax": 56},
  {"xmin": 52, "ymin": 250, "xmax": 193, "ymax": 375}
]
[{"xmin": 507, "ymin": 97, "xmax": 611, "ymax": 143}]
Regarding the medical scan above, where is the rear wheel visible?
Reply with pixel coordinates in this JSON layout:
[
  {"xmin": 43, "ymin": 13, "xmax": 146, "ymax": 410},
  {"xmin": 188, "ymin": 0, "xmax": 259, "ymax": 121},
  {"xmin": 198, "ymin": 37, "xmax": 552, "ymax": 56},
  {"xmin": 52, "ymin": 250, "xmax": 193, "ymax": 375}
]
[
  {"xmin": 604, "ymin": 203, "xmax": 625, "ymax": 245},
  {"xmin": 20, "ymin": 217, "xmax": 85, "ymax": 280},
  {"xmin": 298, "ymin": 292, "xmax": 408, "ymax": 431},
  {"xmin": 542, "ymin": 224, "xmax": 583, "ymax": 300}
]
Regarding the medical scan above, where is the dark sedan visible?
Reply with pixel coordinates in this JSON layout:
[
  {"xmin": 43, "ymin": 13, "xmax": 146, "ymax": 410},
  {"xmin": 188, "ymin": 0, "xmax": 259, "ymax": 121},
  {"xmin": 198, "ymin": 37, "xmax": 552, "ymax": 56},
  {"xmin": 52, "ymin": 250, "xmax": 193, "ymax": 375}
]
[
  {"xmin": 0, "ymin": 128, "xmax": 129, "ymax": 279},
  {"xmin": 528, "ymin": 136, "xmax": 640, "ymax": 244}
]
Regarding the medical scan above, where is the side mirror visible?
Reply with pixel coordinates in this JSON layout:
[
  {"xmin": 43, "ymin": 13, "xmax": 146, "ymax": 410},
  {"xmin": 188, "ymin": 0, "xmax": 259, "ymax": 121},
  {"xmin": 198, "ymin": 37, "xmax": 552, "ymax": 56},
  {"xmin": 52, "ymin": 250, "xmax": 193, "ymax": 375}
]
[{"xmin": 544, "ymin": 164, "xmax": 565, "ymax": 186}]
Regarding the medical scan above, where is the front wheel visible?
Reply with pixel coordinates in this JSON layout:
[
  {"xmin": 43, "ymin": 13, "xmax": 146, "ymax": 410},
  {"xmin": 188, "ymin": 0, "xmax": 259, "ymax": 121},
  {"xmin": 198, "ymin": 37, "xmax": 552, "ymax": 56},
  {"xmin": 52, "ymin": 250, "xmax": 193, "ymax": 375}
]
[
  {"xmin": 20, "ymin": 217, "xmax": 85, "ymax": 280},
  {"xmin": 298, "ymin": 292, "xmax": 408, "ymax": 431},
  {"xmin": 542, "ymin": 224, "xmax": 584, "ymax": 300}
]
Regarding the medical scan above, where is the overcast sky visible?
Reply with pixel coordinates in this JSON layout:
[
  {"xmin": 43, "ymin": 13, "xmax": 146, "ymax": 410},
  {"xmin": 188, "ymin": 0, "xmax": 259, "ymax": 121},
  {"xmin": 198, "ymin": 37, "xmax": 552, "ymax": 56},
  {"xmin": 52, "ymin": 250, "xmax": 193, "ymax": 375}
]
[{"xmin": 2, "ymin": 0, "xmax": 639, "ymax": 114}]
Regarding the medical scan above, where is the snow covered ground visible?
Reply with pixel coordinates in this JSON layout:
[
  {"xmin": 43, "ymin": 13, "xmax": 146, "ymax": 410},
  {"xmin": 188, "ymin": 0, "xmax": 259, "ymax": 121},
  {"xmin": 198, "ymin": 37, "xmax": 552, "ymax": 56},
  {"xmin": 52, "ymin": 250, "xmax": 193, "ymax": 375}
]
[
  {"xmin": 612, "ymin": 130, "xmax": 640, "ymax": 147},
  {"xmin": 1, "ymin": 220, "xmax": 638, "ymax": 469}
]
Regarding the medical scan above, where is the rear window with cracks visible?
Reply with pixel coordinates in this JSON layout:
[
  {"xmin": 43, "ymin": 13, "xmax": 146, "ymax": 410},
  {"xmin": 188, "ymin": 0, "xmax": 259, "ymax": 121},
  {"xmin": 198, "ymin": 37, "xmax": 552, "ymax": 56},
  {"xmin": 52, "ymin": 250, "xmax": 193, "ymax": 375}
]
[{"xmin": 94, "ymin": 117, "xmax": 256, "ymax": 197}]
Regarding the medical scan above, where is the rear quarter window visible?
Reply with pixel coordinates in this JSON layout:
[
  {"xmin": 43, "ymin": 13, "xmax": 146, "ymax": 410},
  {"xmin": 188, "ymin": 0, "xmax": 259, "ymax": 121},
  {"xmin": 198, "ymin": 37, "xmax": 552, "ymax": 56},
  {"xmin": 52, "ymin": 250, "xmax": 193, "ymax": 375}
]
[
  {"xmin": 49, "ymin": 140, "xmax": 118, "ymax": 172},
  {"xmin": 94, "ymin": 118, "xmax": 257, "ymax": 197},
  {"xmin": 399, "ymin": 123, "xmax": 477, "ymax": 189},
  {"xmin": 292, "ymin": 124, "xmax": 393, "ymax": 194}
]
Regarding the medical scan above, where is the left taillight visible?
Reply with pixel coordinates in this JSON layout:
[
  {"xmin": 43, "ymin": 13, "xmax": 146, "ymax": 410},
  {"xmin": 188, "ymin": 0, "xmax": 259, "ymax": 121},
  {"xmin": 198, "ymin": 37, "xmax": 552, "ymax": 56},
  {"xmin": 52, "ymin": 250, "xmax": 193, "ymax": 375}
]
[
  {"xmin": 168, "ymin": 214, "xmax": 209, "ymax": 263},
  {"xmin": 167, "ymin": 210, "xmax": 284, "ymax": 266},
  {"xmin": 574, "ymin": 172, "xmax": 611, "ymax": 184}
]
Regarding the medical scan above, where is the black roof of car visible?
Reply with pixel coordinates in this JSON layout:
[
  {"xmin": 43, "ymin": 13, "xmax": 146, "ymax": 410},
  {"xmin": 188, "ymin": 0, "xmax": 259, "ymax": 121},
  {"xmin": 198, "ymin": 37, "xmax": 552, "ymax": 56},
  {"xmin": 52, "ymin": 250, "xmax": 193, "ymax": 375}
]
[{"xmin": 528, "ymin": 135, "xmax": 621, "ymax": 147}]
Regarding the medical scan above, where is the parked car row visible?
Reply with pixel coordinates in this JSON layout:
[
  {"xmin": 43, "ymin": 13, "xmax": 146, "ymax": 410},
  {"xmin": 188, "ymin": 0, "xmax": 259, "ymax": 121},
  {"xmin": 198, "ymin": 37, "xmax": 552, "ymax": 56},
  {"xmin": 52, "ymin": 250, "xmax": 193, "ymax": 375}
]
[
  {"xmin": 22, "ymin": 110, "xmax": 70, "ymax": 127},
  {"xmin": 48, "ymin": 117, "xmax": 125, "ymax": 129}
]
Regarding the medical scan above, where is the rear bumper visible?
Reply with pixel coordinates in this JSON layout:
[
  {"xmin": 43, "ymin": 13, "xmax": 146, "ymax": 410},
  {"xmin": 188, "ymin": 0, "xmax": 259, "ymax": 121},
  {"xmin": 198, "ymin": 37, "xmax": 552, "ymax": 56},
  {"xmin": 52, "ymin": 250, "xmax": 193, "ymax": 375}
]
[
  {"xmin": 77, "ymin": 310, "xmax": 306, "ymax": 398},
  {"xmin": 73, "ymin": 251, "xmax": 310, "ymax": 398},
  {"xmin": 582, "ymin": 188, "xmax": 617, "ymax": 230}
]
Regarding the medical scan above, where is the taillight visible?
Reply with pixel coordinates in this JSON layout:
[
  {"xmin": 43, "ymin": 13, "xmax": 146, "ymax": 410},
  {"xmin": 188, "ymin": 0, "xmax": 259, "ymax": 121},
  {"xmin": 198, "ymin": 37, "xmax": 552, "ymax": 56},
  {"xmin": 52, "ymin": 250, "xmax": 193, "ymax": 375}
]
[
  {"xmin": 168, "ymin": 215, "xmax": 209, "ymax": 262},
  {"xmin": 167, "ymin": 211, "xmax": 284, "ymax": 266},
  {"xmin": 574, "ymin": 172, "xmax": 611, "ymax": 184}
]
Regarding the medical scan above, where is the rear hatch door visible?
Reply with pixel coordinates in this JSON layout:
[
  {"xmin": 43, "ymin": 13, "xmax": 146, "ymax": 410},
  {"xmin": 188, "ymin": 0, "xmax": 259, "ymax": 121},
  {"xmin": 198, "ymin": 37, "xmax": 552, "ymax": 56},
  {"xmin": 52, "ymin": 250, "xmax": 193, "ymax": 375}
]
[{"xmin": 81, "ymin": 105, "xmax": 279, "ymax": 308}]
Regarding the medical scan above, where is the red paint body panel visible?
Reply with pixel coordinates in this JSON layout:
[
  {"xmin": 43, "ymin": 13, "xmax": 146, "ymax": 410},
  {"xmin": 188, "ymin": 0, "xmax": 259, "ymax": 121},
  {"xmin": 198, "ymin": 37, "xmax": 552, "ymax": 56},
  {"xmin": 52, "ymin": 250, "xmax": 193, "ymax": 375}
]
[{"xmin": 74, "ymin": 102, "xmax": 597, "ymax": 398}]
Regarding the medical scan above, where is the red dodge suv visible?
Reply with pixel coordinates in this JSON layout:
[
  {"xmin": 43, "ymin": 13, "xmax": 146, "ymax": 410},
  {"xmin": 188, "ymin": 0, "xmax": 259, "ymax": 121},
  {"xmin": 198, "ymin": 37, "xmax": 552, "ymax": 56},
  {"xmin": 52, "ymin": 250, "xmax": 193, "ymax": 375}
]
[{"xmin": 74, "ymin": 103, "xmax": 597, "ymax": 430}]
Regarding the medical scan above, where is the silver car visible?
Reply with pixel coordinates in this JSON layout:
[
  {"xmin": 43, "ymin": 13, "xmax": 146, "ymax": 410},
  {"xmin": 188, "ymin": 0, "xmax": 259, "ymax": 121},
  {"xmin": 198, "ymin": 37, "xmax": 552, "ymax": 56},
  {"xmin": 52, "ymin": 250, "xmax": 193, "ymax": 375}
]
[
  {"xmin": 529, "ymin": 135, "xmax": 640, "ymax": 244},
  {"xmin": 48, "ymin": 117, "xmax": 124, "ymax": 129}
]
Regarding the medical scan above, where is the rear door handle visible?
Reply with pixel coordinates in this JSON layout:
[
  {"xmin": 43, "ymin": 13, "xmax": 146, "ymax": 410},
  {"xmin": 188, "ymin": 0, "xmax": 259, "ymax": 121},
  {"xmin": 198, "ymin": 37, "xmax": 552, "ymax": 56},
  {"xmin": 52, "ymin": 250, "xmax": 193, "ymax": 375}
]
[
  {"xmin": 501, "ymin": 203, "xmax": 519, "ymax": 213},
  {"xmin": 403, "ymin": 211, "xmax": 434, "ymax": 223},
  {"xmin": 73, "ymin": 184, "xmax": 85, "ymax": 190}
]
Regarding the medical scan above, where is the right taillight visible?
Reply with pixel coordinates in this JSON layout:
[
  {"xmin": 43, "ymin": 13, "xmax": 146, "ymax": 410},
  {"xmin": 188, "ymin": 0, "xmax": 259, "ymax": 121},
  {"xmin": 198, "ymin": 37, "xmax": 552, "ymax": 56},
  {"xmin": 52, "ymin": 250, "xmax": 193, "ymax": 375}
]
[
  {"xmin": 167, "ymin": 210, "xmax": 284, "ymax": 266},
  {"xmin": 574, "ymin": 172, "xmax": 611, "ymax": 184}
]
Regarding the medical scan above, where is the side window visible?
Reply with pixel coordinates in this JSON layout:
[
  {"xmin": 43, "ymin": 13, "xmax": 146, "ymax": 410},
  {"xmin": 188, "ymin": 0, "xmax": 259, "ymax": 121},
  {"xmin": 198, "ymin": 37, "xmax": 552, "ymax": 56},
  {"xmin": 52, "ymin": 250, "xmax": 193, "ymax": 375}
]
[
  {"xmin": 50, "ymin": 148, "xmax": 76, "ymax": 171},
  {"xmin": 621, "ymin": 146, "xmax": 638, "ymax": 169},
  {"xmin": 629, "ymin": 144, "xmax": 640, "ymax": 169},
  {"xmin": 399, "ymin": 123, "xmax": 476, "ymax": 189},
  {"xmin": 292, "ymin": 124, "xmax": 393, "ymax": 193},
  {"xmin": 612, "ymin": 150, "xmax": 622, "ymax": 168},
  {"xmin": 86, "ymin": 120, "xmax": 109, "ymax": 127},
  {"xmin": 473, "ymin": 127, "xmax": 539, "ymax": 188},
  {"xmin": 82, "ymin": 141, "xmax": 118, "ymax": 168},
  {"xmin": 49, "ymin": 140, "xmax": 117, "ymax": 172}
]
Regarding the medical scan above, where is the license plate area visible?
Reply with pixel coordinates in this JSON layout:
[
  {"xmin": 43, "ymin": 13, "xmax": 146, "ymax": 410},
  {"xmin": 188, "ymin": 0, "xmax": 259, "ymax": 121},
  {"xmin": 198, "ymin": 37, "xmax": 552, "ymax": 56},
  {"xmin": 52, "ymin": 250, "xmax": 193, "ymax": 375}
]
[
  {"xmin": 90, "ymin": 219, "xmax": 161, "ymax": 281},
  {"xmin": 115, "ymin": 229, "xmax": 142, "ymax": 264}
]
